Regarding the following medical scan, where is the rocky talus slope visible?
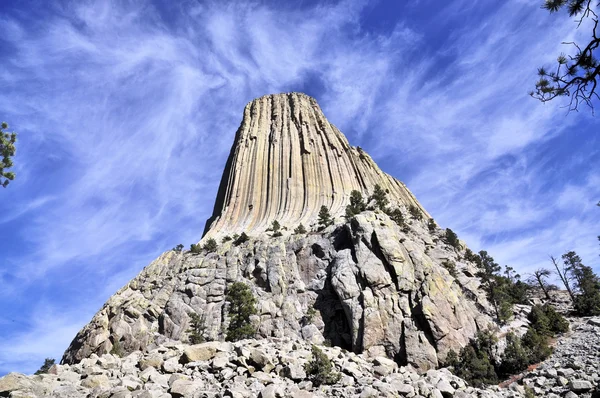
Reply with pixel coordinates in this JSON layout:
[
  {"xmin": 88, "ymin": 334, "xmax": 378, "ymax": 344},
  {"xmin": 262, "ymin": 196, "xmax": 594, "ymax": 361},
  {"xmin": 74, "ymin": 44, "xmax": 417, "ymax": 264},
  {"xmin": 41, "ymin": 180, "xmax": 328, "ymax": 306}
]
[
  {"xmin": 520, "ymin": 317, "xmax": 600, "ymax": 397},
  {"xmin": 61, "ymin": 93, "xmax": 495, "ymax": 370},
  {"xmin": 2, "ymin": 316, "xmax": 599, "ymax": 398}
]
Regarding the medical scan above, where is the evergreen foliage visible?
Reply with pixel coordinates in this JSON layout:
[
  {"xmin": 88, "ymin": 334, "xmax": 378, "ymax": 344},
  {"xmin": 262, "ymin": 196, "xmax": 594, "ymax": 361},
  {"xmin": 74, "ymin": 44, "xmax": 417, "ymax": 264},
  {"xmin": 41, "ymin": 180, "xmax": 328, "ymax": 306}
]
[
  {"xmin": 498, "ymin": 332, "xmax": 529, "ymax": 377},
  {"xmin": 173, "ymin": 244, "xmax": 184, "ymax": 252},
  {"xmin": 445, "ymin": 228, "xmax": 460, "ymax": 249},
  {"xmin": 446, "ymin": 331, "xmax": 498, "ymax": 387},
  {"xmin": 190, "ymin": 243, "xmax": 202, "ymax": 254},
  {"xmin": 34, "ymin": 358, "xmax": 55, "ymax": 375},
  {"xmin": 271, "ymin": 220, "xmax": 283, "ymax": 237},
  {"xmin": 563, "ymin": 251, "xmax": 600, "ymax": 316},
  {"xmin": 499, "ymin": 304, "xmax": 566, "ymax": 376},
  {"xmin": 427, "ymin": 218, "xmax": 436, "ymax": 232},
  {"xmin": 318, "ymin": 206, "xmax": 333, "ymax": 229},
  {"xmin": 345, "ymin": 190, "xmax": 366, "ymax": 218},
  {"xmin": 531, "ymin": 0, "xmax": 600, "ymax": 111},
  {"xmin": 225, "ymin": 282, "xmax": 257, "ymax": 341},
  {"xmin": 476, "ymin": 251, "xmax": 505, "ymax": 322},
  {"xmin": 0, "ymin": 122, "xmax": 17, "ymax": 188},
  {"xmin": 442, "ymin": 260, "xmax": 458, "ymax": 278},
  {"xmin": 369, "ymin": 184, "xmax": 389, "ymax": 211},
  {"xmin": 187, "ymin": 312, "xmax": 208, "ymax": 344},
  {"xmin": 464, "ymin": 248, "xmax": 481, "ymax": 264},
  {"xmin": 473, "ymin": 252, "xmax": 530, "ymax": 323},
  {"xmin": 387, "ymin": 208, "xmax": 406, "ymax": 229},
  {"xmin": 304, "ymin": 345, "xmax": 341, "ymax": 387},
  {"xmin": 203, "ymin": 238, "xmax": 218, "ymax": 253},
  {"xmin": 222, "ymin": 235, "xmax": 232, "ymax": 243},
  {"xmin": 294, "ymin": 224, "xmax": 307, "ymax": 234},
  {"xmin": 271, "ymin": 220, "xmax": 280, "ymax": 232},
  {"xmin": 552, "ymin": 250, "xmax": 600, "ymax": 316},
  {"xmin": 234, "ymin": 232, "xmax": 249, "ymax": 246},
  {"xmin": 408, "ymin": 204, "xmax": 423, "ymax": 220},
  {"xmin": 448, "ymin": 305, "xmax": 567, "ymax": 383}
]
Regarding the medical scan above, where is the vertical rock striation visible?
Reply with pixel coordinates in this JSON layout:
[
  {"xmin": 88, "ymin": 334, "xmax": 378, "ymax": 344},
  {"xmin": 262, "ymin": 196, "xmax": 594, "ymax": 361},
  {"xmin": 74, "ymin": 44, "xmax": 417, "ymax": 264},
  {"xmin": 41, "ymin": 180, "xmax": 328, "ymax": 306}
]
[{"xmin": 203, "ymin": 93, "xmax": 427, "ymax": 239}]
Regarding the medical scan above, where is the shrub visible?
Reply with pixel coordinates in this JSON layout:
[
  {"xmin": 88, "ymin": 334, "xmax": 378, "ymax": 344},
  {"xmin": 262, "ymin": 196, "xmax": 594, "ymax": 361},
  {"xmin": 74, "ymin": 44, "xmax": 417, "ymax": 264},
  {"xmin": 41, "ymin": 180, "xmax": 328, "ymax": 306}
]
[
  {"xmin": 542, "ymin": 305, "xmax": 569, "ymax": 334},
  {"xmin": 203, "ymin": 238, "xmax": 218, "ymax": 253},
  {"xmin": 190, "ymin": 243, "xmax": 202, "ymax": 254},
  {"xmin": 408, "ymin": 204, "xmax": 423, "ymax": 220},
  {"xmin": 188, "ymin": 312, "xmax": 208, "ymax": 344},
  {"xmin": 303, "ymin": 307, "xmax": 317, "ymax": 325},
  {"xmin": 294, "ymin": 224, "xmax": 307, "ymax": 234},
  {"xmin": 110, "ymin": 339, "xmax": 125, "ymax": 358},
  {"xmin": 369, "ymin": 184, "xmax": 389, "ymax": 211},
  {"xmin": 345, "ymin": 190, "xmax": 366, "ymax": 218},
  {"xmin": 521, "ymin": 327, "xmax": 552, "ymax": 364},
  {"xmin": 271, "ymin": 220, "xmax": 281, "ymax": 233},
  {"xmin": 427, "ymin": 218, "xmax": 436, "ymax": 232},
  {"xmin": 173, "ymin": 244, "xmax": 184, "ymax": 252},
  {"xmin": 524, "ymin": 387, "xmax": 536, "ymax": 398},
  {"xmin": 222, "ymin": 235, "xmax": 232, "ymax": 243},
  {"xmin": 453, "ymin": 344, "xmax": 498, "ymax": 387},
  {"xmin": 271, "ymin": 221, "xmax": 283, "ymax": 237},
  {"xmin": 442, "ymin": 260, "xmax": 458, "ymax": 278},
  {"xmin": 506, "ymin": 280, "xmax": 531, "ymax": 305},
  {"xmin": 498, "ymin": 332, "xmax": 529, "ymax": 377},
  {"xmin": 447, "ymin": 330, "xmax": 499, "ymax": 387},
  {"xmin": 387, "ymin": 208, "xmax": 406, "ymax": 228},
  {"xmin": 318, "ymin": 206, "xmax": 333, "ymax": 229},
  {"xmin": 573, "ymin": 266, "xmax": 600, "ymax": 316},
  {"xmin": 304, "ymin": 345, "xmax": 341, "ymax": 387},
  {"xmin": 234, "ymin": 232, "xmax": 249, "ymax": 246},
  {"xmin": 528, "ymin": 304, "xmax": 569, "ymax": 336},
  {"xmin": 225, "ymin": 282, "xmax": 257, "ymax": 341},
  {"xmin": 464, "ymin": 248, "xmax": 481, "ymax": 265},
  {"xmin": 34, "ymin": 358, "xmax": 55, "ymax": 375},
  {"xmin": 445, "ymin": 228, "xmax": 460, "ymax": 249}
]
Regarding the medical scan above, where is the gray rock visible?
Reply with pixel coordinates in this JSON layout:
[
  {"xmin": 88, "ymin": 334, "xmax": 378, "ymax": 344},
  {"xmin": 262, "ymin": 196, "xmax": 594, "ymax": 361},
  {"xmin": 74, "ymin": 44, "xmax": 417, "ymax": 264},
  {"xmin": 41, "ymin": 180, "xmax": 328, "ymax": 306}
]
[
  {"xmin": 169, "ymin": 379, "xmax": 200, "ymax": 397},
  {"xmin": 569, "ymin": 379, "xmax": 593, "ymax": 392}
]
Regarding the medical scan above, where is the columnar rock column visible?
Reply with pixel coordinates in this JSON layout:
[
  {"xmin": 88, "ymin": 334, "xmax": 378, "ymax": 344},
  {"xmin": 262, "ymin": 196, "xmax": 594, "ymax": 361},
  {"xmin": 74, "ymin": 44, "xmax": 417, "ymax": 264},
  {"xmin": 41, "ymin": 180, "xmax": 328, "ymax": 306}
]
[{"xmin": 203, "ymin": 92, "xmax": 427, "ymax": 239}]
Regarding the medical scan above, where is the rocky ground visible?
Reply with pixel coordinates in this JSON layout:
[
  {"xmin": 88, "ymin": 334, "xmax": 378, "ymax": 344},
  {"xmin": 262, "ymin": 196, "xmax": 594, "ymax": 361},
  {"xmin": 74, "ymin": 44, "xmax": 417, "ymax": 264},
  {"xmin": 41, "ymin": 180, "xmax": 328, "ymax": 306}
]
[
  {"xmin": 520, "ymin": 317, "xmax": 600, "ymax": 398},
  {"xmin": 1, "ymin": 316, "xmax": 599, "ymax": 398}
]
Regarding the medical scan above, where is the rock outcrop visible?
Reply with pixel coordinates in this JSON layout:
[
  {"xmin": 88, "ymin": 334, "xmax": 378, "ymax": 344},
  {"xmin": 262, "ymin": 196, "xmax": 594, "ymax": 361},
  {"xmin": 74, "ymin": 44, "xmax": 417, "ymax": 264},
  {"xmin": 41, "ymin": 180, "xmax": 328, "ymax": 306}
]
[
  {"xmin": 6, "ymin": 316, "xmax": 600, "ymax": 397},
  {"xmin": 203, "ymin": 93, "xmax": 427, "ymax": 239},
  {"xmin": 62, "ymin": 93, "xmax": 495, "ymax": 372}
]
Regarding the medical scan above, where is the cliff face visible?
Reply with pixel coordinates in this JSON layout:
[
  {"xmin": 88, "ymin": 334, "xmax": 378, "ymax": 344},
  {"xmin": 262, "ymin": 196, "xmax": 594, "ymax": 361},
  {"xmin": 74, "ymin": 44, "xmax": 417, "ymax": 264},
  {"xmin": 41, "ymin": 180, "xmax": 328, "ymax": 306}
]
[
  {"xmin": 62, "ymin": 93, "xmax": 494, "ymax": 371},
  {"xmin": 203, "ymin": 93, "xmax": 427, "ymax": 238}
]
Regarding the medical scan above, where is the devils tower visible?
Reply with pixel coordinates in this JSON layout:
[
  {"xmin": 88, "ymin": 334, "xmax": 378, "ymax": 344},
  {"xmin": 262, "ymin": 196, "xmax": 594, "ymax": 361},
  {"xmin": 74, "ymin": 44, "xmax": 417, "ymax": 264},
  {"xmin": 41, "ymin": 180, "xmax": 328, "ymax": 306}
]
[
  {"xmin": 203, "ymin": 93, "xmax": 427, "ymax": 238},
  {"xmin": 61, "ymin": 93, "xmax": 494, "ymax": 371}
]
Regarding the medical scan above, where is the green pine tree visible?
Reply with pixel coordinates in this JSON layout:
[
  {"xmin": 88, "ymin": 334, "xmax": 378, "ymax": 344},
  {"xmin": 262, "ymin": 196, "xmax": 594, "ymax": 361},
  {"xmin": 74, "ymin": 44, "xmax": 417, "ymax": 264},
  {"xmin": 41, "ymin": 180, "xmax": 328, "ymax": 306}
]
[
  {"xmin": 369, "ymin": 184, "xmax": 389, "ymax": 211},
  {"xmin": 0, "ymin": 122, "xmax": 17, "ymax": 188},
  {"xmin": 304, "ymin": 345, "xmax": 341, "ymax": 386},
  {"xmin": 225, "ymin": 282, "xmax": 257, "ymax": 341},
  {"xmin": 345, "ymin": 190, "xmax": 366, "ymax": 218},
  {"xmin": 318, "ymin": 206, "xmax": 333, "ymax": 229},
  {"xmin": 34, "ymin": 358, "xmax": 55, "ymax": 375}
]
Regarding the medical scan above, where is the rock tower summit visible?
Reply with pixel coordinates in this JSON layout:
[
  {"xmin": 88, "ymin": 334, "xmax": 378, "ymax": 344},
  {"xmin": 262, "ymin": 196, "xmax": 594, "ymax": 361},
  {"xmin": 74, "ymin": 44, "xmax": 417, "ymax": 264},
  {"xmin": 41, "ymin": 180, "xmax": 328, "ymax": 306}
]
[{"xmin": 203, "ymin": 92, "xmax": 427, "ymax": 238}]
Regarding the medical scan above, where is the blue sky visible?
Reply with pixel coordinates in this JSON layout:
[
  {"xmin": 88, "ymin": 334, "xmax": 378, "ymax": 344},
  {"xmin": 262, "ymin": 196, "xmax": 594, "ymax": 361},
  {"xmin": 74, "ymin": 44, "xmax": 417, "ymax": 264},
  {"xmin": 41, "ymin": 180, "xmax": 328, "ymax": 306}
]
[{"xmin": 0, "ymin": 0, "xmax": 598, "ymax": 375}]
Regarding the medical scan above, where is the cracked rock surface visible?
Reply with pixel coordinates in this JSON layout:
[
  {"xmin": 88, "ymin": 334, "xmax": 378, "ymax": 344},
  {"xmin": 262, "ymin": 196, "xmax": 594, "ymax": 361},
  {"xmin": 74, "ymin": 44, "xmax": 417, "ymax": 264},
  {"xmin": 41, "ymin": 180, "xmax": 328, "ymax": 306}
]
[{"xmin": 62, "ymin": 210, "xmax": 494, "ymax": 371}]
